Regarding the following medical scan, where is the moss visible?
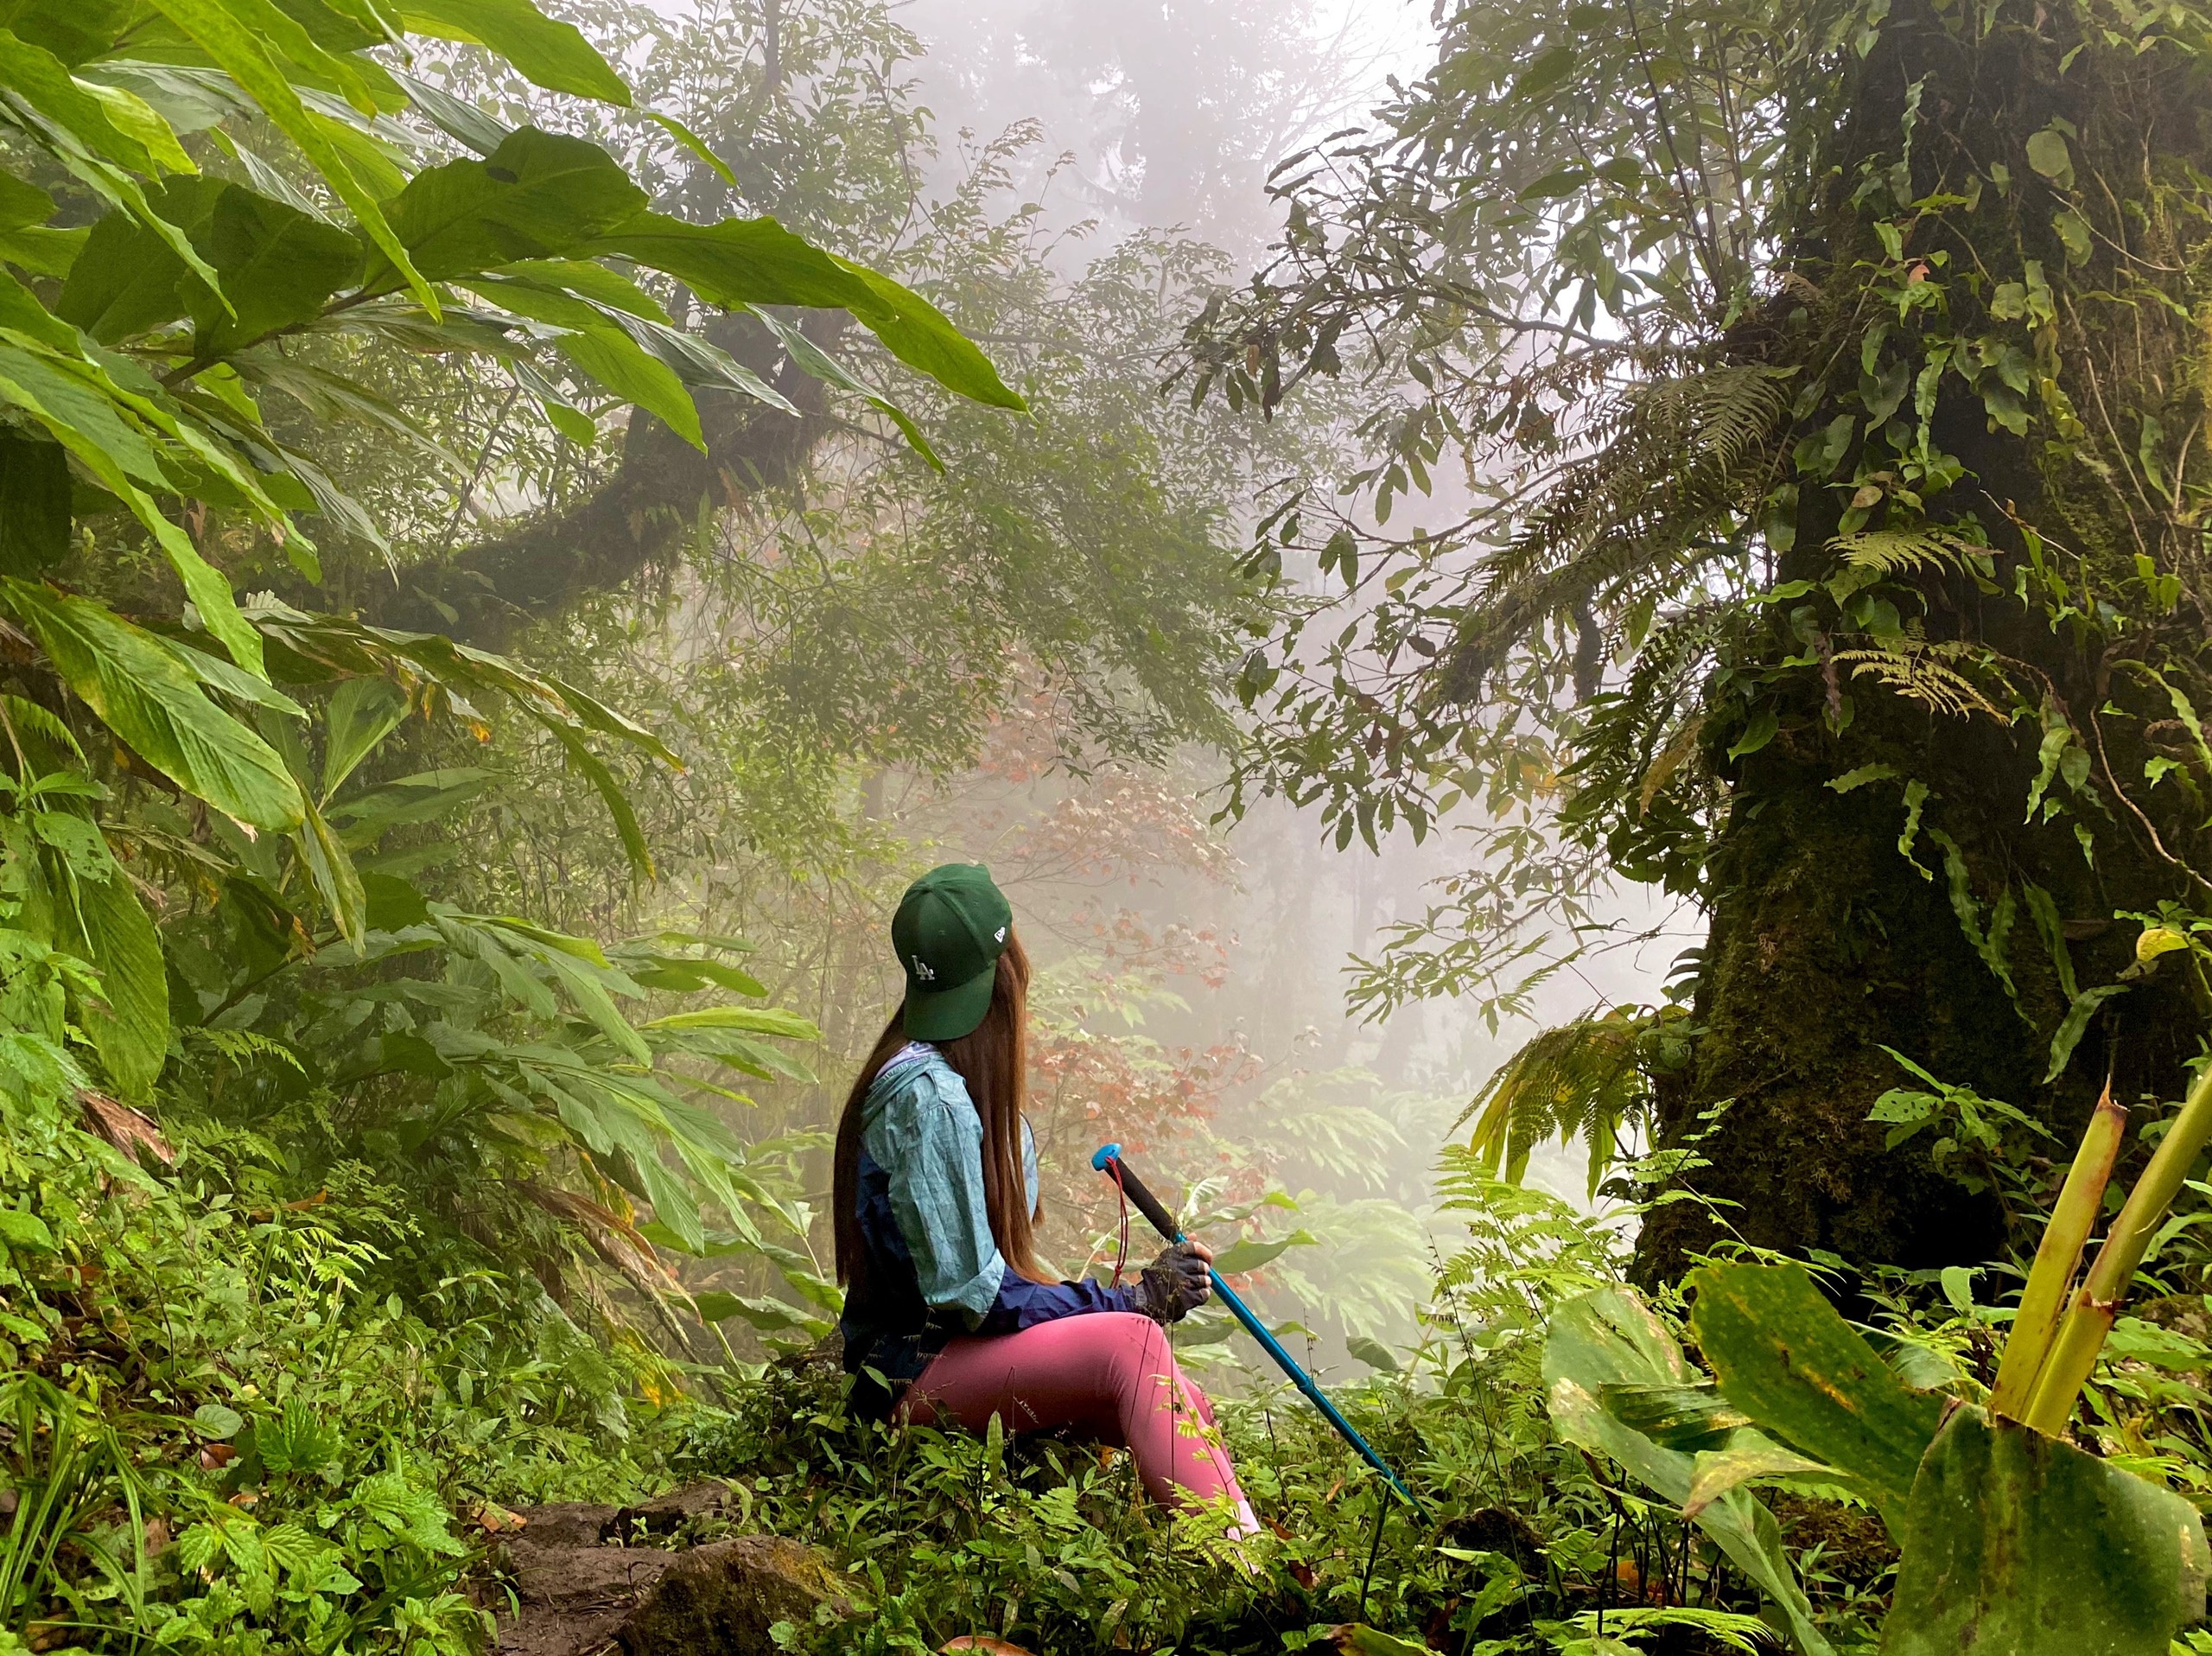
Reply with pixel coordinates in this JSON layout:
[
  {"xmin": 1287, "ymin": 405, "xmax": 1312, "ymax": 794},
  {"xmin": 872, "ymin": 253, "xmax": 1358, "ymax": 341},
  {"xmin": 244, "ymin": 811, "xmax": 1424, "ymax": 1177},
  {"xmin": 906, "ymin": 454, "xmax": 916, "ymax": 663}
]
[{"xmin": 1640, "ymin": 0, "xmax": 2212, "ymax": 1283}]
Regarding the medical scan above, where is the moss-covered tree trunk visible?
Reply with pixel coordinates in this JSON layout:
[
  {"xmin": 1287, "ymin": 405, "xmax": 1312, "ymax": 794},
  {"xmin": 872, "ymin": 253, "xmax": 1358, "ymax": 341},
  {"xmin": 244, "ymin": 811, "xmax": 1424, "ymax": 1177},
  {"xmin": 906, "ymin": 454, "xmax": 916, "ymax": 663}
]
[{"xmin": 1637, "ymin": 0, "xmax": 2212, "ymax": 1280}]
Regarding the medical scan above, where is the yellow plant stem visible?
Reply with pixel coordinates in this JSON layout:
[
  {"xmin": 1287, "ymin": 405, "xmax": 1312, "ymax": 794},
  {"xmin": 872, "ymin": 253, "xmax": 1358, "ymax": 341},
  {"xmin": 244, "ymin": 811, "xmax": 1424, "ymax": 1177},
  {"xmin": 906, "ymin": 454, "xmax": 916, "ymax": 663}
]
[
  {"xmin": 1990, "ymin": 1082, "xmax": 2126, "ymax": 1421},
  {"xmin": 2023, "ymin": 1063, "xmax": 2212, "ymax": 1436}
]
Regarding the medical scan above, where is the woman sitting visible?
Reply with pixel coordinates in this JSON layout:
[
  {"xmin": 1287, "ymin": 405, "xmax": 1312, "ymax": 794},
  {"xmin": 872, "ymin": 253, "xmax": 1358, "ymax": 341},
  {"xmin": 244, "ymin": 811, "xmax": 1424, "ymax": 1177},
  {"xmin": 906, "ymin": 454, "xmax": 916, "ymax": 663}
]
[{"xmin": 833, "ymin": 863, "xmax": 1257, "ymax": 1538}]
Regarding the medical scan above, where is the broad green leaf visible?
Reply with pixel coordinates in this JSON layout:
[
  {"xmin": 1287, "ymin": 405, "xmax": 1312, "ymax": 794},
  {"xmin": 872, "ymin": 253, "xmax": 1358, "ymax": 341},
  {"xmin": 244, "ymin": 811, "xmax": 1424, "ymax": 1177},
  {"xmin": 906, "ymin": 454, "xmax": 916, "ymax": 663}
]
[
  {"xmin": 140, "ymin": 0, "xmax": 435, "ymax": 313},
  {"xmin": 538, "ymin": 396, "xmax": 594, "ymax": 444},
  {"xmin": 0, "ymin": 430, "xmax": 71, "ymax": 575},
  {"xmin": 297, "ymin": 793, "xmax": 367, "ymax": 946},
  {"xmin": 1543, "ymin": 1286, "xmax": 1833, "ymax": 1656},
  {"xmin": 1726, "ymin": 706, "xmax": 1777, "ymax": 761},
  {"xmin": 4, "ymin": 0, "xmax": 132, "ymax": 68},
  {"xmin": 748, "ymin": 305, "xmax": 934, "ymax": 465},
  {"xmin": 0, "ymin": 29, "xmax": 184, "ymax": 177},
  {"xmin": 474, "ymin": 914, "xmax": 616, "ymax": 967},
  {"xmin": 188, "ymin": 185, "xmax": 362, "ymax": 353},
  {"xmin": 1881, "ymin": 1407, "xmax": 2207, "ymax": 1655},
  {"xmin": 1322, "ymin": 1627, "xmax": 1432, "ymax": 1656},
  {"xmin": 1688, "ymin": 1262, "xmax": 1943, "ymax": 1537},
  {"xmin": 192, "ymin": 1402, "xmax": 244, "ymax": 1439},
  {"xmin": 333, "ymin": 772, "xmax": 496, "ymax": 844},
  {"xmin": 624, "ymin": 953, "xmax": 766, "ymax": 997},
  {"xmin": 86, "ymin": 61, "xmax": 255, "ymax": 137},
  {"xmin": 589, "ymin": 210, "xmax": 885, "ymax": 309},
  {"xmin": 3, "ymin": 581, "xmax": 302, "ymax": 831},
  {"xmin": 396, "ymin": 0, "xmax": 628, "ymax": 104},
  {"xmin": 588, "ymin": 212, "xmax": 1023, "ymax": 408},
  {"xmin": 200, "ymin": 0, "xmax": 388, "ymax": 117},
  {"xmin": 0, "ymin": 1206, "xmax": 54, "ymax": 1250},
  {"xmin": 534, "ymin": 946, "xmax": 649, "ymax": 1064},
  {"xmin": 2052, "ymin": 207, "xmax": 2091, "ymax": 264},
  {"xmin": 390, "ymin": 67, "xmax": 504, "ymax": 155},
  {"xmin": 2138, "ymin": 924, "xmax": 2190, "ymax": 964},
  {"xmin": 827, "ymin": 256, "xmax": 1024, "ymax": 409},
  {"xmin": 1345, "ymin": 1334, "xmax": 1399, "ymax": 1372},
  {"xmin": 360, "ymin": 869, "xmax": 430, "ymax": 931},
  {"xmin": 0, "ymin": 171, "xmax": 54, "ymax": 232},
  {"xmin": 363, "ymin": 127, "xmax": 646, "ymax": 290},
  {"xmin": 2024, "ymin": 128, "xmax": 2074, "ymax": 189},
  {"xmin": 1597, "ymin": 1381, "xmax": 1752, "ymax": 1451},
  {"xmin": 0, "ymin": 224, "xmax": 86, "ymax": 277},
  {"xmin": 55, "ymin": 190, "xmax": 204, "ymax": 341},
  {"xmin": 495, "ymin": 258, "xmax": 671, "ymax": 322},
  {"xmin": 484, "ymin": 271, "xmax": 796, "ymax": 413},
  {"xmin": 0, "ymin": 28, "xmax": 224, "ymax": 294},
  {"xmin": 251, "ymin": 0, "xmax": 389, "ymax": 53},
  {"xmin": 75, "ymin": 73, "xmax": 194, "ymax": 172},
  {"xmin": 68, "ymin": 853, "xmax": 169, "ymax": 1099},
  {"xmin": 437, "ymin": 918, "xmax": 556, "ymax": 1017},
  {"xmin": 469, "ymin": 278, "xmax": 702, "ymax": 448},
  {"xmin": 0, "ymin": 286, "xmax": 270, "ymax": 680},
  {"xmin": 690, "ymin": 1289, "xmax": 822, "ymax": 1333},
  {"xmin": 658, "ymin": 1027, "xmax": 814, "ymax": 1084},
  {"xmin": 60, "ymin": 180, "xmax": 357, "ymax": 352},
  {"xmin": 320, "ymin": 675, "xmax": 408, "ymax": 799}
]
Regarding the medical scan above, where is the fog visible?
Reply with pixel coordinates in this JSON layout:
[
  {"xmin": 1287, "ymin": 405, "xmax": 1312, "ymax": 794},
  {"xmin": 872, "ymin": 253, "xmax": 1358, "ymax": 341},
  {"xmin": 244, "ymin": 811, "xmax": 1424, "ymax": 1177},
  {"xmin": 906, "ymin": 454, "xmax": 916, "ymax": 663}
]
[
  {"xmin": 759, "ymin": 0, "xmax": 1690, "ymax": 1365},
  {"xmin": 900, "ymin": 0, "xmax": 1434, "ymax": 257}
]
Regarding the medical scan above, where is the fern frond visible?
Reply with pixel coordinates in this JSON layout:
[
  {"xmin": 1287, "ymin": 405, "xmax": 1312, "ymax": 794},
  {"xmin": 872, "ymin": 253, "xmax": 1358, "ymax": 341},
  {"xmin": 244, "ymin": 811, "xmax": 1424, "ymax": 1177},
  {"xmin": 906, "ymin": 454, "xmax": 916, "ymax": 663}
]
[
  {"xmin": 1830, "ymin": 525, "xmax": 1993, "ymax": 579},
  {"xmin": 1458, "ymin": 1004, "xmax": 1671, "ymax": 1195},
  {"xmin": 1442, "ymin": 363, "xmax": 1792, "ymax": 698},
  {"xmin": 188, "ymin": 1028, "xmax": 307, "ymax": 1074},
  {"xmin": 1835, "ymin": 639, "xmax": 2003, "ymax": 720}
]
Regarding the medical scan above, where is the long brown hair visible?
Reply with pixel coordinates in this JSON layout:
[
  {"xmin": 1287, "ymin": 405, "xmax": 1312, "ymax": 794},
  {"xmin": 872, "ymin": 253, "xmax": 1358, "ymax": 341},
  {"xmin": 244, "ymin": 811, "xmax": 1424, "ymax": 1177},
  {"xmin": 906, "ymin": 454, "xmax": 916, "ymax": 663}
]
[{"xmin": 833, "ymin": 931, "xmax": 1050, "ymax": 1297}]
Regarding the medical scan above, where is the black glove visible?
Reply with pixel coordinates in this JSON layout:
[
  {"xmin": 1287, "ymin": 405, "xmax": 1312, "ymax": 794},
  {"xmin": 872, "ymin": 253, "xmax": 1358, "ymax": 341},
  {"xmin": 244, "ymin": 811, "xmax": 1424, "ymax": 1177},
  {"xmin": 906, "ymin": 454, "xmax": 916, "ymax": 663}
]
[{"xmin": 1128, "ymin": 1244, "xmax": 1211, "ymax": 1324}]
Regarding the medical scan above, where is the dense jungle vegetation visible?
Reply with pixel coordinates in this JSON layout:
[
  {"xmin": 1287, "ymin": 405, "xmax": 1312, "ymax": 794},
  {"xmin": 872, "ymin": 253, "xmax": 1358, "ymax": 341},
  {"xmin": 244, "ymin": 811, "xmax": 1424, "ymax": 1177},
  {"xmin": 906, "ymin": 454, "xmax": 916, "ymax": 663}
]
[{"xmin": 9, "ymin": 0, "xmax": 2212, "ymax": 1649}]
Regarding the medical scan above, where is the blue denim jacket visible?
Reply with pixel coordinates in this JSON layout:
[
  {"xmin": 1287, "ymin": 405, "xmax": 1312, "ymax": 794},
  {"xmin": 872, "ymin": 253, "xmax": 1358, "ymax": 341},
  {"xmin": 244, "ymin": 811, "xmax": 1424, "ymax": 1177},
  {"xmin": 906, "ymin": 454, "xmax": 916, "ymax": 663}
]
[{"xmin": 840, "ymin": 1042, "xmax": 1131, "ymax": 1413}]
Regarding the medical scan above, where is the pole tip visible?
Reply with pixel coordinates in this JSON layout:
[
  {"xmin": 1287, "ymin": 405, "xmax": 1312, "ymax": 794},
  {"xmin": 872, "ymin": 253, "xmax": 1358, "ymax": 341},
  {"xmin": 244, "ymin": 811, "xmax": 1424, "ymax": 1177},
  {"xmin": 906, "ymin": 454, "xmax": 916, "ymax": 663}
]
[{"xmin": 1090, "ymin": 1143, "xmax": 1121, "ymax": 1171}]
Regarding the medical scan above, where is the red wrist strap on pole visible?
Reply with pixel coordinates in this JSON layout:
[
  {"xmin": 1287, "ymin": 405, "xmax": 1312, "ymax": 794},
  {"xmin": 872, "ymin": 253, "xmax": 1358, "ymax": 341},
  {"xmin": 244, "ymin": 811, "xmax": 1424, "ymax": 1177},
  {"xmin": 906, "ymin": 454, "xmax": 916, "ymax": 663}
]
[{"xmin": 1109, "ymin": 1156, "xmax": 1132, "ymax": 1287}]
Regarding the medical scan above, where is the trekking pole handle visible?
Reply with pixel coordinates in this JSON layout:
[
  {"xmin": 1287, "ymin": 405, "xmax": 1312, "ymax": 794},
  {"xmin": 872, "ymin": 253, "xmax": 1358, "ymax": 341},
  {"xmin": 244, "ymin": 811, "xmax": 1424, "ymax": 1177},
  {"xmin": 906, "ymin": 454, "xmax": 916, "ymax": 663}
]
[{"xmin": 1090, "ymin": 1142, "xmax": 1185, "ymax": 1245}]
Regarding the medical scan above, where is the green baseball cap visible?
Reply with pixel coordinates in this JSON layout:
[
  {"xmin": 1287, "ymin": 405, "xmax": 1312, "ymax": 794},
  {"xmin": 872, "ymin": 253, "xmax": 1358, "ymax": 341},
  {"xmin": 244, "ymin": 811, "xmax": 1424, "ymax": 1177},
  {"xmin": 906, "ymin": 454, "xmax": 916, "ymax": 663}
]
[{"xmin": 893, "ymin": 863, "xmax": 1014, "ymax": 1041}]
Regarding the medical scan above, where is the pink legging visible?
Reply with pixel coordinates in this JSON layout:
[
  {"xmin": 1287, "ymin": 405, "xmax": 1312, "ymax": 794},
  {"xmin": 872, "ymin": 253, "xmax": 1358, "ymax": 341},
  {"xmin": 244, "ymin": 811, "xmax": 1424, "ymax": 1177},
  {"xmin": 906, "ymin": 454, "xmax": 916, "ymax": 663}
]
[{"xmin": 902, "ymin": 1312, "xmax": 1258, "ymax": 1538}]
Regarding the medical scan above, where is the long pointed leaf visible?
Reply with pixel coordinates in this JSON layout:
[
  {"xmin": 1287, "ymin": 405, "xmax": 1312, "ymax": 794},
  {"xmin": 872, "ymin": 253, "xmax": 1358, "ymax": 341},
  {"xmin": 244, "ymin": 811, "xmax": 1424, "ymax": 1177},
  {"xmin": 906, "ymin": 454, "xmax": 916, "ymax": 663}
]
[{"xmin": 3, "ymin": 581, "xmax": 302, "ymax": 831}]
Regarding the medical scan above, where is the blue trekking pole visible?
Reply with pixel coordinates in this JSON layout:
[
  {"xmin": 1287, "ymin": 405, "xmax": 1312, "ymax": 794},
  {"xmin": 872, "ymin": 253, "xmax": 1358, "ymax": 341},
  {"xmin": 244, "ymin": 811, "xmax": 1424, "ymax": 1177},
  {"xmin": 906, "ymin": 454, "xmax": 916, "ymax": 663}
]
[{"xmin": 1092, "ymin": 1143, "xmax": 1427, "ymax": 1517}]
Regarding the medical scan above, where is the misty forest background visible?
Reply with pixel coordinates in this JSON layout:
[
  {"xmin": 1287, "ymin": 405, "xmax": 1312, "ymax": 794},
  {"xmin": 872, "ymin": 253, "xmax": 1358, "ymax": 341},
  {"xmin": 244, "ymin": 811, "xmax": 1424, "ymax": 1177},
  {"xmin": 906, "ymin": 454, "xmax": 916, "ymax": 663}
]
[{"xmin": 11, "ymin": 0, "xmax": 2212, "ymax": 1651}]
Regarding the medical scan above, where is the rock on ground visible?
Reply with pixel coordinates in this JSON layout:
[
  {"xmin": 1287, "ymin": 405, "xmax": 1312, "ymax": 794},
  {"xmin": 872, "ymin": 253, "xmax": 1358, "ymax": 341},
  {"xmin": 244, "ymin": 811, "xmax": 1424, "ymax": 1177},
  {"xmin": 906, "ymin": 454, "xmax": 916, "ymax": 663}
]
[
  {"xmin": 493, "ymin": 1500, "xmax": 842, "ymax": 1656},
  {"xmin": 619, "ymin": 1536, "xmax": 849, "ymax": 1654},
  {"xmin": 493, "ymin": 1544, "xmax": 672, "ymax": 1656}
]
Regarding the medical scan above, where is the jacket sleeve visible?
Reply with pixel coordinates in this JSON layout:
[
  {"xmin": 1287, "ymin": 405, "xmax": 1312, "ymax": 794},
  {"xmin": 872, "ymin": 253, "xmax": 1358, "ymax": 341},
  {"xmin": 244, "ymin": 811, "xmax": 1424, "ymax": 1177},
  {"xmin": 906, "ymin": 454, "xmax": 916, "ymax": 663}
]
[
  {"xmin": 977, "ymin": 1271, "xmax": 1135, "ymax": 1334},
  {"xmin": 875, "ymin": 1065, "xmax": 1136, "ymax": 1332},
  {"xmin": 874, "ymin": 1065, "xmax": 1006, "ymax": 1325}
]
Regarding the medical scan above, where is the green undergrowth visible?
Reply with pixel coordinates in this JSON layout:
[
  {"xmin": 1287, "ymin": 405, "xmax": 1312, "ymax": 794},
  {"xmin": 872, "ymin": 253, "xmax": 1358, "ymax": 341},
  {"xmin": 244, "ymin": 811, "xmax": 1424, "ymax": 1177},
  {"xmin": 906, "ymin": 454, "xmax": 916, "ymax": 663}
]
[
  {"xmin": 16, "ymin": 1038, "xmax": 2212, "ymax": 1655},
  {"xmin": 2, "ymin": 1060, "xmax": 1904, "ymax": 1656}
]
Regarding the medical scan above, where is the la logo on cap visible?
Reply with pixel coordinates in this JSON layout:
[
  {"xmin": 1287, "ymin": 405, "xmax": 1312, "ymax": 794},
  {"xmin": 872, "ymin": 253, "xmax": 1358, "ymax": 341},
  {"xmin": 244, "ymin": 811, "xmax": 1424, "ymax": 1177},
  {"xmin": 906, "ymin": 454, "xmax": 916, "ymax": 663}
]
[{"xmin": 912, "ymin": 956, "xmax": 936, "ymax": 982}]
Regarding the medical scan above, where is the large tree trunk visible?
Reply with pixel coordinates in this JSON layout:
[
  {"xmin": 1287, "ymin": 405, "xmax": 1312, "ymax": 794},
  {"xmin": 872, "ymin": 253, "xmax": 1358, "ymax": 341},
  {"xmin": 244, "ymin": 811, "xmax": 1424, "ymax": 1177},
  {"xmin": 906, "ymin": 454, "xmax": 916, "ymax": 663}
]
[{"xmin": 1636, "ymin": 0, "xmax": 2212, "ymax": 1281}]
